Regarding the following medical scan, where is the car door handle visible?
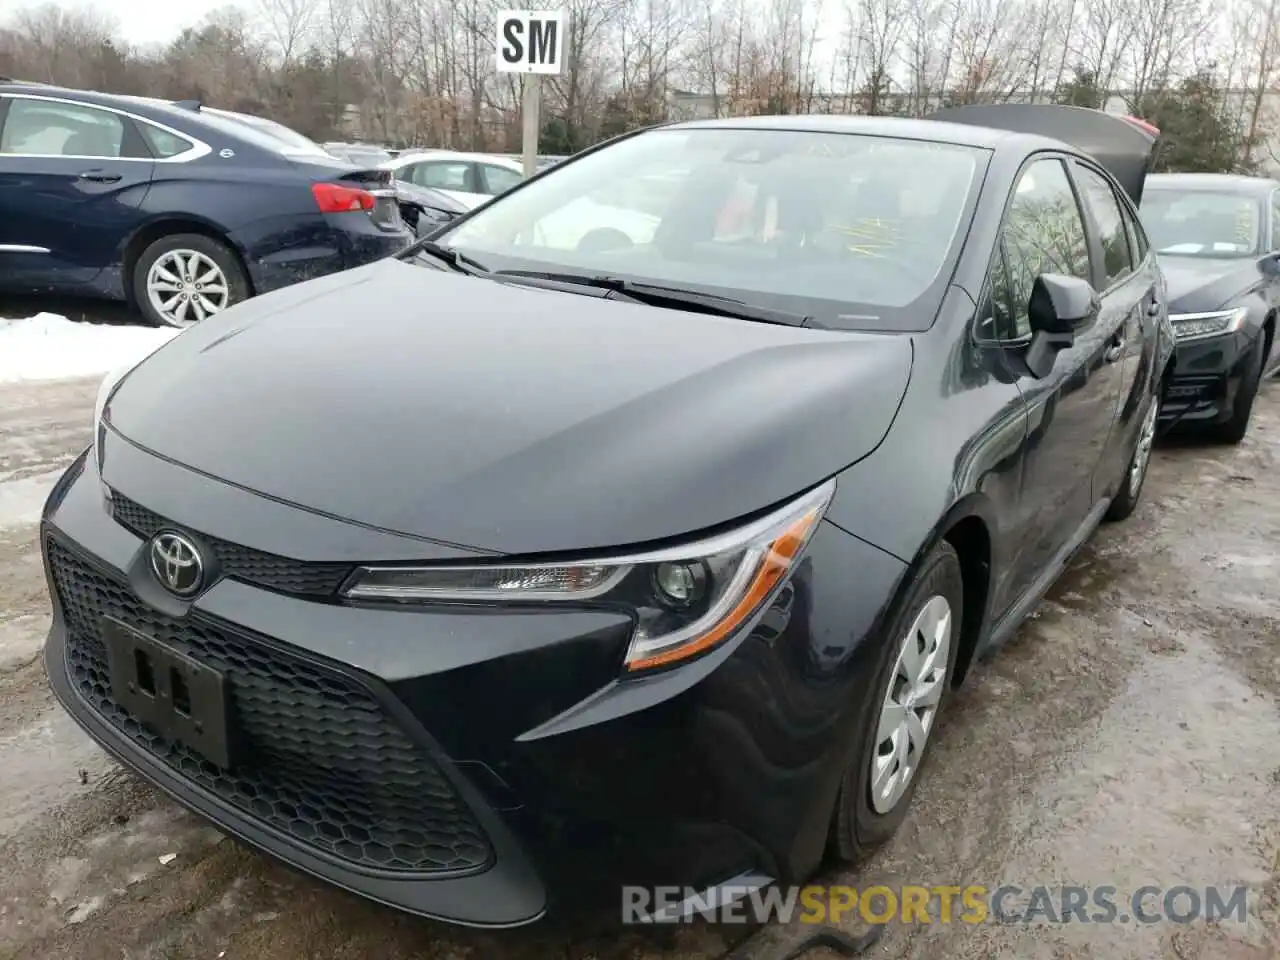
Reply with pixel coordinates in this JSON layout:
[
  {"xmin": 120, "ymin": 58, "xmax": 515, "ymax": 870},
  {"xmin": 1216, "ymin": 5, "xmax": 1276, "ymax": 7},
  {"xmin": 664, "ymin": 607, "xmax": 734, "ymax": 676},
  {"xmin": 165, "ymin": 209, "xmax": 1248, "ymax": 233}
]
[
  {"xmin": 1105, "ymin": 336, "xmax": 1125, "ymax": 363},
  {"xmin": 77, "ymin": 170, "xmax": 122, "ymax": 184},
  {"xmin": 1146, "ymin": 300, "xmax": 1162, "ymax": 317}
]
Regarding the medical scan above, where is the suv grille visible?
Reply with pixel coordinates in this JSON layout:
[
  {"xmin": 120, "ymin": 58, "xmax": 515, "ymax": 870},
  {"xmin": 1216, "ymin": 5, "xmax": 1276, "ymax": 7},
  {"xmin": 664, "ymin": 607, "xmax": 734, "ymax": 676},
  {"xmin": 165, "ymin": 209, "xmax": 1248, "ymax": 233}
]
[
  {"xmin": 48, "ymin": 538, "xmax": 493, "ymax": 876},
  {"xmin": 110, "ymin": 493, "xmax": 352, "ymax": 598}
]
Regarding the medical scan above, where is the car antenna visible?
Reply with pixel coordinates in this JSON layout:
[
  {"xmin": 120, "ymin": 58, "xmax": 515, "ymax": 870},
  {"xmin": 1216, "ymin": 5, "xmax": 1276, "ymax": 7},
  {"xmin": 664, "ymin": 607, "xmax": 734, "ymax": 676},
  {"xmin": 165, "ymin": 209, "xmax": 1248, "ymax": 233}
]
[{"xmin": 173, "ymin": 98, "xmax": 202, "ymax": 111}]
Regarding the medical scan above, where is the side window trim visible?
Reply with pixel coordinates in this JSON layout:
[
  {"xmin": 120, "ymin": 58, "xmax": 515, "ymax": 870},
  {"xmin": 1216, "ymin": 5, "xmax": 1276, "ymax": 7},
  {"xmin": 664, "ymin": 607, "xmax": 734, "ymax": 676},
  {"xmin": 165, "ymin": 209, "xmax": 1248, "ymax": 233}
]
[{"xmin": 0, "ymin": 94, "xmax": 210, "ymax": 164}]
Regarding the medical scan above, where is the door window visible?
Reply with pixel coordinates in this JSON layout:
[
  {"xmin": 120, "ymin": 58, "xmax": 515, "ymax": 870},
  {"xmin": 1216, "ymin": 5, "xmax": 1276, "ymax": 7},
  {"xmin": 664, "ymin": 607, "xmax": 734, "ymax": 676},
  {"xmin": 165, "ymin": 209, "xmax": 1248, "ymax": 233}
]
[
  {"xmin": 1271, "ymin": 193, "xmax": 1280, "ymax": 251},
  {"xmin": 138, "ymin": 123, "xmax": 194, "ymax": 160},
  {"xmin": 0, "ymin": 99, "xmax": 126, "ymax": 158},
  {"xmin": 1073, "ymin": 163, "xmax": 1134, "ymax": 286},
  {"xmin": 995, "ymin": 158, "xmax": 1092, "ymax": 339},
  {"xmin": 413, "ymin": 161, "xmax": 472, "ymax": 191},
  {"xmin": 481, "ymin": 163, "xmax": 523, "ymax": 195}
]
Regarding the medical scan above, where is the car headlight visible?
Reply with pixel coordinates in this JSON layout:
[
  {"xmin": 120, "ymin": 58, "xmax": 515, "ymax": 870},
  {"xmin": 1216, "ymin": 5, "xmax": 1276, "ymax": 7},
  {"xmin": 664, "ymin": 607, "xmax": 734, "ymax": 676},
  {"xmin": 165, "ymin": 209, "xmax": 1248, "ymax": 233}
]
[
  {"xmin": 91, "ymin": 343, "xmax": 171, "ymax": 474},
  {"xmin": 341, "ymin": 479, "xmax": 836, "ymax": 672},
  {"xmin": 1170, "ymin": 307, "xmax": 1247, "ymax": 342}
]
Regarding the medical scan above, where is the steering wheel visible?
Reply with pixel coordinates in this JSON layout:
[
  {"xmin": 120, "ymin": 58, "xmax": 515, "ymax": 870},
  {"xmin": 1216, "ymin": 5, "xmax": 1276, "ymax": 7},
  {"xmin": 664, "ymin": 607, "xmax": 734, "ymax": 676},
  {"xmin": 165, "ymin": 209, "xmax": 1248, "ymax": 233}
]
[{"xmin": 576, "ymin": 228, "xmax": 634, "ymax": 254}]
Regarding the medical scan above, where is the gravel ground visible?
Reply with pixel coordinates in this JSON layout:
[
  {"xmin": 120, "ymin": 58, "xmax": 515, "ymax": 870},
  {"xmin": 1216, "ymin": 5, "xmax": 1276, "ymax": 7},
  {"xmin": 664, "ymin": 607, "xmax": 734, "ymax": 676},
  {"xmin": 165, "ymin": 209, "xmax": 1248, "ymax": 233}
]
[{"xmin": 0, "ymin": 322, "xmax": 1277, "ymax": 960}]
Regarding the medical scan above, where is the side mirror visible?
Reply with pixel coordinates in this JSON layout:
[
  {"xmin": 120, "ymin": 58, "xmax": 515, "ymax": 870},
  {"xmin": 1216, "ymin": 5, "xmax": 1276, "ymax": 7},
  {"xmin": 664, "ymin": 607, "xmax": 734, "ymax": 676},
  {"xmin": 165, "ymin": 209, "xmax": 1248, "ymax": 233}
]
[
  {"xmin": 1024, "ymin": 273, "xmax": 1099, "ymax": 379},
  {"xmin": 1028, "ymin": 273, "xmax": 1097, "ymax": 336},
  {"xmin": 1258, "ymin": 252, "xmax": 1280, "ymax": 277}
]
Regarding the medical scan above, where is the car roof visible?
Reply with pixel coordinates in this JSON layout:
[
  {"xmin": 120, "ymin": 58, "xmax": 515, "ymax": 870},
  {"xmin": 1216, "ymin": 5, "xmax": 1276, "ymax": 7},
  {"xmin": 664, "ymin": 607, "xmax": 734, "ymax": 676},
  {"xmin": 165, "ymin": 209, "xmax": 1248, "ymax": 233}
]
[
  {"xmin": 664, "ymin": 113, "xmax": 1066, "ymax": 154},
  {"xmin": 1, "ymin": 85, "xmax": 223, "ymax": 129},
  {"xmin": 1144, "ymin": 172, "xmax": 1276, "ymax": 196}
]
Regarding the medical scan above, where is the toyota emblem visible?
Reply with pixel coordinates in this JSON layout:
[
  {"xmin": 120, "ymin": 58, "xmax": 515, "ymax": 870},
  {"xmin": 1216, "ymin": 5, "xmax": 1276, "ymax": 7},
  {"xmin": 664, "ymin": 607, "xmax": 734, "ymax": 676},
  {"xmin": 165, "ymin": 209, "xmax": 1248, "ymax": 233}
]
[{"xmin": 149, "ymin": 531, "xmax": 205, "ymax": 597}]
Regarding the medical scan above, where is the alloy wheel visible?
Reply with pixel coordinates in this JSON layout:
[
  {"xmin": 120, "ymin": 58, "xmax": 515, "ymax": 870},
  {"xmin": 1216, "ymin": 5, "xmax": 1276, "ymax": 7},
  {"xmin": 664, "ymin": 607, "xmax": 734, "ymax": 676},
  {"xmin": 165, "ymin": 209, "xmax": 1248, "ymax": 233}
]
[
  {"xmin": 1129, "ymin": 398, "xmax": 1159, "ymax": 497},
  {"xmin": 870, "ymin": 594, "xmax": 952, "ymax": 815},
  {"xmin": 146, "ymin": 249, "xmax": 231, "ymax": 327}
]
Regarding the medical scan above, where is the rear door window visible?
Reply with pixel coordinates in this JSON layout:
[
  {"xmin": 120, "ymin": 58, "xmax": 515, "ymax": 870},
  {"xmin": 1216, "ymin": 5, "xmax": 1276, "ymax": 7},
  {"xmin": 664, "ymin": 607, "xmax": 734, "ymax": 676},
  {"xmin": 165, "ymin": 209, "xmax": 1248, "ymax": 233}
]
[{"xmin": 1, "ymin": 98, "xmax": 127, "ymax": 158}]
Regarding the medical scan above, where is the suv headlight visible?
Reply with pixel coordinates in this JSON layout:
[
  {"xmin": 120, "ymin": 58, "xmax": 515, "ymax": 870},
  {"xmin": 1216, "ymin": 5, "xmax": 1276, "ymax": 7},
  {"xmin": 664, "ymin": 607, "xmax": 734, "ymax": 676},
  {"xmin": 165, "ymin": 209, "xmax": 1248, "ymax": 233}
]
[
  {"xmin": 341, "ymin": 479, "xmax": 836, "ymax": 672},
  {"xmin": 1170, "ymin": 307, "xmax": 1247, "ymax": 342}
]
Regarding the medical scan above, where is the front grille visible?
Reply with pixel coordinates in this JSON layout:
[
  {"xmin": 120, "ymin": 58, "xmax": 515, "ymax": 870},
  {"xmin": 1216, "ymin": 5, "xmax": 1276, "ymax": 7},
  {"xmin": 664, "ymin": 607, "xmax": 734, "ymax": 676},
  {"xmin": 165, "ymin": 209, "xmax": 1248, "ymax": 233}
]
[
  {"xmin": 48, "ymin": 538, "xmax": 493, "ymax": 875},
  {"xmin": 110, "ymin": 494, "xmax": 352, "ymax": 598}
]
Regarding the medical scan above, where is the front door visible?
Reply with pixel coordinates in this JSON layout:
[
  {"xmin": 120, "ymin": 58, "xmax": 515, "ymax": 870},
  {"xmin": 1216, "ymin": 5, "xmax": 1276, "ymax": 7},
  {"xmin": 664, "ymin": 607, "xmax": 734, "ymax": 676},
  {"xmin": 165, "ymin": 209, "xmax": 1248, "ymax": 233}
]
[
  {"xmin": 1070, "ymin": 160, "xmax": 1159, "ymax": 488},
  {"xmin": 0, "ymin": 95, "xmax": 154, "ymax": 291},
  {"xmin": 993, "ymin": 156, "xmax": 1124, "ymax": 605}
]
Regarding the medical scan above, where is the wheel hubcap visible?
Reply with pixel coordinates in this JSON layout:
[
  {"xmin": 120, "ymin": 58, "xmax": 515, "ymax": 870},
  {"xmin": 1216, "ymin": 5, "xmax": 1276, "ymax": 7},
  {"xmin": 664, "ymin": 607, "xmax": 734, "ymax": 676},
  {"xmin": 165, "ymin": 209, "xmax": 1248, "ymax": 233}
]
[
  {"xmin": 1129, "ymin": 398, "xmax": 1159, "ymax": 497},
  {"xmin": 146, "ymin": 250, "xmax": 230, "ymax": 327},
  {"xmin": 870, "ymin": 594, "xmax": 952, "ymax": 814}
]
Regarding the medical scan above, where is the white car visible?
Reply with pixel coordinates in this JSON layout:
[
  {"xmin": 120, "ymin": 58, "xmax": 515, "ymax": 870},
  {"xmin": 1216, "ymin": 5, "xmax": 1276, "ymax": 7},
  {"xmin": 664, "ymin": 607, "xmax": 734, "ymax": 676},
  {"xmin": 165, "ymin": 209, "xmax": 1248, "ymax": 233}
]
[{"xmin": 380, "ymin": 151, "xmax": 525, "ymax": 209}]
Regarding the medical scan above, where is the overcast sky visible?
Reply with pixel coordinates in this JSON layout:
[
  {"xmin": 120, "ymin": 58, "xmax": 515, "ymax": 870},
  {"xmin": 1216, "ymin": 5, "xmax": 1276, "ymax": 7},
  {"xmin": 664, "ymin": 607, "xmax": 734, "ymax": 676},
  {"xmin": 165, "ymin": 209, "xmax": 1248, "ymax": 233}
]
[
  {"xmin": 17, "ymin": 0, "xmax": 231, "ymax": 47},
  {"xmin": 13, "ymin": 0, "xmax": 851, "ymax": 74}
]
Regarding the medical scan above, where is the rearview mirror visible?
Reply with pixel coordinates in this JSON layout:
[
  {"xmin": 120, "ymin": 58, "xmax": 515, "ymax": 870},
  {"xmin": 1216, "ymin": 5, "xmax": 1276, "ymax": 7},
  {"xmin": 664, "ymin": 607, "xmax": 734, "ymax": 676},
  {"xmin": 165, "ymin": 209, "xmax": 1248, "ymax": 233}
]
[
  {"xmin": 1258, "ymin": 252, "xmax": 1280, "ymax": 277},
  {"xmin": 1024, "ymin": 274, "xmax": 1098, "ymax": 379}
]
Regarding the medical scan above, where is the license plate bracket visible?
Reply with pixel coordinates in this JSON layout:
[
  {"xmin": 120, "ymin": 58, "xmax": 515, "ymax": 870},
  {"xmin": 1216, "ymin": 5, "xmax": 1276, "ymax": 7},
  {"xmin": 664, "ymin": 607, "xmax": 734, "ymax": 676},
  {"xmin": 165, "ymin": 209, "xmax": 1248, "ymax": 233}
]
[{"xmin": 102, "ymin": 617, "xmax": 233, "ymax": 769}]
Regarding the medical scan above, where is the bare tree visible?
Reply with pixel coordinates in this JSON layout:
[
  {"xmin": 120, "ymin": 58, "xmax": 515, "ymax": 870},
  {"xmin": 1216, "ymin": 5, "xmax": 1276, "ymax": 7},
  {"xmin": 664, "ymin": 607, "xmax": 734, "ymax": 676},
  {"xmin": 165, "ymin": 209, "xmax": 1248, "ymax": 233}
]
[
  {"xmin": 856, "ymin": 0, "xmax": 909, "ymax": 113},
  {"xmin": 258, "ymin": 0, "xmax": 318, "ymax": 64}
]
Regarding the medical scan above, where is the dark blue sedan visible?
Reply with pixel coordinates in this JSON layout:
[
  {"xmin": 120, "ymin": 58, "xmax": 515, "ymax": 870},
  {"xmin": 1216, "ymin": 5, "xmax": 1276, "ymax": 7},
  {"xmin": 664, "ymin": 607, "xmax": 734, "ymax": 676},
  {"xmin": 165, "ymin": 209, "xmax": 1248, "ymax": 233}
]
[{"xmin": 0, "ymin": 81, "xmax": 413, "ymax": 327}]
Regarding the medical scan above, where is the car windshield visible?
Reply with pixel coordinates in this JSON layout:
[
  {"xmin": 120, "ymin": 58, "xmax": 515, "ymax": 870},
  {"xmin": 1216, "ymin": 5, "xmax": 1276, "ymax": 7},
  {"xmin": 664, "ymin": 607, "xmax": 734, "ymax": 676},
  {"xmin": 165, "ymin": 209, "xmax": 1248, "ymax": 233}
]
[
  {"xmin": 1139, "ymin": 189, "xmax": 1263, "ymax": 258},
  {"xmin": 434, "ymin": 128, "xmax": 987, "ymax": 330}
]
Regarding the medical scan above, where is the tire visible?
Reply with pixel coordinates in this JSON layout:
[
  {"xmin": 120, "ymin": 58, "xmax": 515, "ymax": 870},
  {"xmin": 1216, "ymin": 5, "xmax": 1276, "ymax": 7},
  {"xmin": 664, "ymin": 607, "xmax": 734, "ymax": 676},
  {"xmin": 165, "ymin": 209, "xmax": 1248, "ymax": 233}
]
[
  {"xmin": 830, "ymin": 540, "xmax": 963, "ymax": 863},
  {"xmin": 131, "ymin": 233, "xmax": 250, "ymax": 328},
  {"xmin": 1210, "ymin": 336, "xmax": 1266, "ymax": 445},
  {"xmin": 1105, "ymin": 388, "xmax": 1160, "ymax": 523}
]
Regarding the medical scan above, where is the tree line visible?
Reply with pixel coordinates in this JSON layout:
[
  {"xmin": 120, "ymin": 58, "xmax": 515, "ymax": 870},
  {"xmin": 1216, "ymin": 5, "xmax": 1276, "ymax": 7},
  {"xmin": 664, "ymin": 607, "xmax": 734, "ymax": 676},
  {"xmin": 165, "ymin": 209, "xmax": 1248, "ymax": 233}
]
[{"xmin": 1, "ymin": 0, "xmax": 1276, "ymax": 171}]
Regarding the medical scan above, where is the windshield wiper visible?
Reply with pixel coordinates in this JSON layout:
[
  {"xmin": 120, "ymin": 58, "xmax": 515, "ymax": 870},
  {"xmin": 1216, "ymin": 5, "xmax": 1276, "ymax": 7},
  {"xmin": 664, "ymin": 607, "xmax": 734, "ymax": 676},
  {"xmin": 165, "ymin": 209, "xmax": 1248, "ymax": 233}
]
[
  {"xmin": 494, "ymin": 271, "xmax": 811, "ymax": 326},
  {"xmin": 411, "ymin": 240, "xmax": 490, "ymax": 276}
]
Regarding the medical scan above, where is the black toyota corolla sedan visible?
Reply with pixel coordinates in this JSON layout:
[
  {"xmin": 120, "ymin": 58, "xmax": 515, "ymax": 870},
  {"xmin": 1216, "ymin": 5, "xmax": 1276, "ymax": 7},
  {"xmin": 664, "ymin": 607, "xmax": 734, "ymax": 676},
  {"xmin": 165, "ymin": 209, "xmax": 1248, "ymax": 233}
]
[
  {"xmin": 1138, "ymin": 173, "xmax": 1280, "ymax": 442},
  {"xmin": 41, "ymin": 105, "xmax": 1173, "ymax": 927}
]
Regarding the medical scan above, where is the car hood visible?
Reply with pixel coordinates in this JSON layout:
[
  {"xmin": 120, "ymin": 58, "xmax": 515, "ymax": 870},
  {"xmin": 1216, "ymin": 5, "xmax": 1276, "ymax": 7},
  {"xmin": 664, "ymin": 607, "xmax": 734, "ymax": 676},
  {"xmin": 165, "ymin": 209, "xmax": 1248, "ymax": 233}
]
[
  {"xmin": 106, "ymin": 259, "xmax": 913, "ymax": 556},
  {"xmin": 1158, "ymin": 255, "xmax": 1260, "ymax": 314}
]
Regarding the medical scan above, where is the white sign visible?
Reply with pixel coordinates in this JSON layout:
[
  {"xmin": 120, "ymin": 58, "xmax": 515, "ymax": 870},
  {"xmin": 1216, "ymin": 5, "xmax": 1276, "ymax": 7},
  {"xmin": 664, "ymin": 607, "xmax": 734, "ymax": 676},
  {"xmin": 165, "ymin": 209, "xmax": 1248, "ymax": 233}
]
[{"xmin": 496, "ymin": 9, "xmax": 567, "ymax": 75}]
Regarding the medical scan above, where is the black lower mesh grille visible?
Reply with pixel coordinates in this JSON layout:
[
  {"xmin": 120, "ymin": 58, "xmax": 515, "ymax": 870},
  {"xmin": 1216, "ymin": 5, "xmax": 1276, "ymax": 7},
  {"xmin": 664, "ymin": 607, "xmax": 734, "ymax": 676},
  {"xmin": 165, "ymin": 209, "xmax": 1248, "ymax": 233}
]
[
  {"xmin": 48, "ymin": 538, "xmax": 493, "ymax": 875},
  {"xmin": 109, "ymin": 493, "xmax": 352, "ymax": 598}
]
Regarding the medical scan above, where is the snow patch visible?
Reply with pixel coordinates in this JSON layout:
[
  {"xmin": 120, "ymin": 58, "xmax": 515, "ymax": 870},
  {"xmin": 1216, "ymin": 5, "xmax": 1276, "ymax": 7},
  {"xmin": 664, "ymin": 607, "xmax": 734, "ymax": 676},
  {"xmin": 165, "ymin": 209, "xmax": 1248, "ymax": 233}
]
[{"xmin": 0, "ymin": 313, "xmax": 178, "ymax": 384}]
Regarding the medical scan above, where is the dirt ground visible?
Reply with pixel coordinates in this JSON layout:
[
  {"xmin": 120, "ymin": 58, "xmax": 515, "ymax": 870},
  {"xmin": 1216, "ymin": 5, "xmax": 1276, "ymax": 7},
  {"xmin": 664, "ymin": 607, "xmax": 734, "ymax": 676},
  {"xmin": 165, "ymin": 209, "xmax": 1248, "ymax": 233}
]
[{"xmin": 1, "ymin": 364, "xmax": 1278, "ymax": 960}]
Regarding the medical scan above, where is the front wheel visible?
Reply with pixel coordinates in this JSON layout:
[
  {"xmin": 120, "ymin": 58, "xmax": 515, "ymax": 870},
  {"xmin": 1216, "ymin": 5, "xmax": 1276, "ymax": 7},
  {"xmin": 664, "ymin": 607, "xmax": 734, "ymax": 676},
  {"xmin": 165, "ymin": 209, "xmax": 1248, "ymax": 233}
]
[
  {"xmin": 1209, "ymin": 336, "xmax": 1266, "ymax": 445},
  {"xmin": 830, "ymin": 540, "xmax": 963, "ymax": 863},
  {"xmin": 132, "ymin": 233, "xmax": 250, "ymax": 328}
]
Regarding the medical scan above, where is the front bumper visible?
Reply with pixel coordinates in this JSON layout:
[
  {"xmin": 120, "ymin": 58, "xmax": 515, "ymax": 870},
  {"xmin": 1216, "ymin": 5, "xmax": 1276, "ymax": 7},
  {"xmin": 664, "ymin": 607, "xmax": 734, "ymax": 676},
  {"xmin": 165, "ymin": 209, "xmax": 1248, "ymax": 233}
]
[
  {"xmin": 40, "ymin": 438, "xmax": 905, "ymax": 925},
  {"xmin": 1159, "ymin": 327, "xmax": 1257, "ymax": 425}
]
